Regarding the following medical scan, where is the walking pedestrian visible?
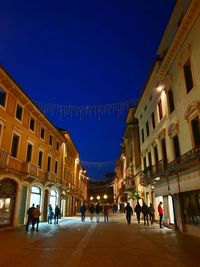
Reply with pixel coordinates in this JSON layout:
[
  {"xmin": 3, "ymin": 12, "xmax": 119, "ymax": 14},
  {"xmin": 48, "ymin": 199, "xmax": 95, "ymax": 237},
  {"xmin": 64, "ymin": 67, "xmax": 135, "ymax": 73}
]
[
  {"xmin": 95, "ymin": 202, "xmax": 101, "ymax": 223},
  {"xmin": 103, "ymin": 205, "xmax": 109, "ymax": 222},
  {"xmin": 48, "ymin": 204, "xmax": 53, "ymax": 224},
  {"xmin": 32, "ymin": 205, "xmax": 41, "ymax": 231},
  {"xmin": 80, "ymin": 203, "xmax": 86, "ymax": 222},
  {"xmin": 142, "ymin": 202, "xmax": 149, "ymax": 226},
  {"xmin": 148, "ymin": 203, "xmax": 155, "ymax": 225},
  {"xmin": 89, "ymin": 203, "xmax": 95, "ymax": 222},
  {"xmin": 158, "ymin": 201, "xmax": 164, "ymax": 228},
  {"xmin": 134, "ymin": 201, "xmax": 142, "ymax": 224},
  {"xmin": 124, "ymin": 202, "xmax": 133, "ymax": 225},
  {"xmin": 54, "ymin": 205, "xmax": 60, "ymax": 224},
  {"xmin": 26, "ymin": 204, "xmax": 35, "ymax": 231}
]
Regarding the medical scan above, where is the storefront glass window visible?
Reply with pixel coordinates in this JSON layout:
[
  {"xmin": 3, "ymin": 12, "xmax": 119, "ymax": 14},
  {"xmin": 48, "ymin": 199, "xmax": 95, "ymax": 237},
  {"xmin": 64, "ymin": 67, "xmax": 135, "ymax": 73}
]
[{"xmin": 182, "ymin": 190, "xmax": 200, "ymax": 226}]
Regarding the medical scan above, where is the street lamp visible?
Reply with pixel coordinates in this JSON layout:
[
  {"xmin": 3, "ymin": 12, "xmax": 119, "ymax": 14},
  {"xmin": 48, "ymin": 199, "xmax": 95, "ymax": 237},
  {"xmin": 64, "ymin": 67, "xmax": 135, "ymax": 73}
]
[
  {"xmin": 96, "ymin": 195, "xmax": 100, "ymax": 201},
  {"xmin": 103, "ymin": 194, "xmax": 108, "ymax": 200},
  {"xmin": 90, "ymin": 196, "xmax": 94, "ymax": 201}
]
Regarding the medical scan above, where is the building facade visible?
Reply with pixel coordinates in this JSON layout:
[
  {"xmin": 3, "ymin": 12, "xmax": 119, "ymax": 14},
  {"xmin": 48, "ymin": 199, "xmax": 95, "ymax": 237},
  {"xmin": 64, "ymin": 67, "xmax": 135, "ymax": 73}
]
[
  {"xmin": 0, "ymin": 67, "xmax": 88, "ymax": 228},
  {"xmin": 135, "ymin": 0, "xmax": 200, "ymax": 237}
]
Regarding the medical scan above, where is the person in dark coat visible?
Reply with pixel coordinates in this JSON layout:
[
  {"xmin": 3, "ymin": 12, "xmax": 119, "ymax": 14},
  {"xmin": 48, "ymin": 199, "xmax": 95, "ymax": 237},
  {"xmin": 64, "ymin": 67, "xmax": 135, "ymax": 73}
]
[
  {"xmin": 54, "ymin": 205, "xmax": 60, "ymax": 224},
  {"xmin": 148, "ymin": 203, "xmax": 155, "ymax": 225},
  {"xmin": 89, "ymin": 204, "xmax": 95, "ymax": 222},
  {"xmin": 95, "ymin": 202, "xmax": 101, "ymax": 223},
  {"xmin": 80, "ymin": 203, "xmax": 86, "ymax": 222},
  {"xmin": 134, "ymin": 201, "xmax": 142, "ymax": 224},
  {"xmin": 26, "ymin": 204, "xmax": 35, "ymax": 231},
  {"xmin": 142, "ymin": 202, "xmax": 149, "ymax": 226},
  {"xmin": 124, "ymin": 202, "xmax": 133, "ymax": 224},
  {"xmin": 103, "ymin": 205, "xmax": 109, "ymax": 222}
]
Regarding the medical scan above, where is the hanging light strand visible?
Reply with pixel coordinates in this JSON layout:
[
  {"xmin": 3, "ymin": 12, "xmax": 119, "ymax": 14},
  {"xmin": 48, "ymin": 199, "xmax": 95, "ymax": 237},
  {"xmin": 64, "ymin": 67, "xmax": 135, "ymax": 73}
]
[
  {"xmin": 35, "ymin": 98, "xmax": 139, "ymax": 119},
  {"xmin": 80, "ymin": 160, "xmax": 116, "ymax": 169}
]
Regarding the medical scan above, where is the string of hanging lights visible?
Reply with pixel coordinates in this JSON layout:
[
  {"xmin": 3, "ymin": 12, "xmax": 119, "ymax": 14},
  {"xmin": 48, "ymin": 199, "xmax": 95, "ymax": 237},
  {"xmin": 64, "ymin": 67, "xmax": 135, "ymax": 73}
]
[
  {"xmin": 80, "ymin": 160, "xmax": 116, "ymax": 169},
  {"xmin": 35, "ymin": 98, "xmax": 138, "ymax": 119}
]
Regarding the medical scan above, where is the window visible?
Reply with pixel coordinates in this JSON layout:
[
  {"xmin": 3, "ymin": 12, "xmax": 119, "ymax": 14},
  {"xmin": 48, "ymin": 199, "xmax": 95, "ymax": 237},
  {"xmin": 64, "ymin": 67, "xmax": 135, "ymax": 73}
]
[
  {"xmin": 146, "ymin": 121, "xmax": 149, "ymax": 137},
  {"xmin": 143, "ymin": 157, "xmax": 147, "ymax": 169},
  {"xmin": 38, "ymin": 151, "xmax": 43, "ymax": 169},
  {"xmin": 154, "ymin": 146, "xmax": 159, "ymax": 164},
  {"xmin": 47, "ymin": 156, "xmax": 51, "ymax": 172},
  {"xmin": 26, "ymin": 143, "xmax": 33, "ymax": 162},
  {"xmin": 183, "ymin": 59, "xmax": 194, "ymax": 93},
  {"xmin": 15, "ymin": 104, "xmax": 23, "ymax": 121},
  {"xmin": 49, "ymin": 135, "xmax": 53, "ymax": 146},
  {"xmin": 173, "ymin": 135, "xmax": 180, "ymax": 159},
  {"xmin": 144, "ymin": 105, "xmax": 147, "ymax": 111},
  {"xmin": 151, "ymin": 112, "xmax": 155, "ymax": 129},
  {"xmin": 0, "ymin": 88, "xmax": 6, "ymax": 107},
  {"xmin": 55, "ymin": 161, "xmax": 58, "ymax": 174},
  {"xmin": 167, "ymin": 89, "xmax": 175, "ymax": 114},
  {"xmin": 148, "ymin": 152, "xmax": 152, "ymax": 167},
  {"xmin": 161, "ymin": 138, "xmax": 167, "ymax": 168},
  {"xmin": 56, "ymin": 142, "xmax": 59, "ymax": 151},
  {"xmin": 40, "ymin": 128, "xmax": 45, "ymax": 139},
  {"xmin": 141, "ymin": 129, "xmax": 144, "ymax": 143},
  {"xmin": 29, "ymin": 118, "xmax": 35, "ymax": 131},
  {"xmin": 11, "ymin": 134, "xmax": 19, "ymax": 158},
  {"xmin": 191, "ymin": 116, "xmax": 200, "ymax": 148},
  {"xmin": 158, "ymin": 99, "xmax": 163, "ymax": 120}
]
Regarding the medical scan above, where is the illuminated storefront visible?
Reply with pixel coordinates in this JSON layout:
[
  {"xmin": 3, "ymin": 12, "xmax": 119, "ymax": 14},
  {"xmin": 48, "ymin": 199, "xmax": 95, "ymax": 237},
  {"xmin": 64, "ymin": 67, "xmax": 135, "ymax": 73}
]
[{"xmin": 0, "ymin": 179, "xmax": 17, "ymax": 226}]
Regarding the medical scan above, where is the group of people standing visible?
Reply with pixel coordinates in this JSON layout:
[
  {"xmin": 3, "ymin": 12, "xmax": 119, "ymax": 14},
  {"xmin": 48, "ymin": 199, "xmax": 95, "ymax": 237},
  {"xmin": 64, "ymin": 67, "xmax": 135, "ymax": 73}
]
[
  {"xmin": 26, "ymin": 203, "xmax": 61, "ymax": 232},
  {"xmin": 26, "ymin": 204, "xmax": 41, "ymax": 232},
  {"xmin": 124, "ymin": 201, "xmax": 164, "ymax": 228},
  {"xmin": 80, "ymin": 203, "xmax": 110, "ymax": 223},
  {"xmin": 47, "ymin": 204, "xmax": 61, "ymax": 225}
]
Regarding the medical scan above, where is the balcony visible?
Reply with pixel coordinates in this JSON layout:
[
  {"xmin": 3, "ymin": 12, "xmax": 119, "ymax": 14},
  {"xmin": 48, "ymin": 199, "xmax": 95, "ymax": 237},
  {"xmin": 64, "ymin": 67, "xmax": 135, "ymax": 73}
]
[
  {"xmin": 168, "ymin": 146, "xmax": 200, "ymax": 173},
  {"xmin": 141, "ymin": 160, "xmax": 168, "ymax": 186},
  {"xmin": 0, "ymin": 149, "xmax": 9, "ymax": 168},
  {"xmin": 23, "ymin": 162, "xmax": 38, "ymax": 177},
  {"xmin": 141, "ymin": 147, "xmax": 200, "ymax": 186}
]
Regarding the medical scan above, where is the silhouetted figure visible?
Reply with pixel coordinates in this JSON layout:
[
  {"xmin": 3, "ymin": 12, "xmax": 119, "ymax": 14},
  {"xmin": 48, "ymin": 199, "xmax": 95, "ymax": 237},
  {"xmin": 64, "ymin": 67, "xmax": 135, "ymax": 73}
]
[
  {"xmin": 89, "ymin": 204, "xmax": 95, "ymax": 222},
  {"xmin": 26, "ymin": 204, "xmax": 35, "ymax": 231},
  {"xmin": 103, "ymin": 205, "xmax": 109, "ymax": 222},
  {"xmin": 124, "ymin": 203, "xmax": 133, "ymax": 224},
  {"xmin": 148, "ymin": 203, "xmax": 155, "ymax": 225},
  {"xmin": 134, "ymin": 201, "xmax": 142, "ymax": 223},
  {"xmin": 54, "ymin": 205, "xmax": 60, "ymax": 224},
  {"xmin": 48, "ymin": 204, "xmax": 53, "ymax": 224},
  {"xmin": 95, "ymin": 203, "xmax": 101, "ymax": 223},
  {"xmin": 142, "ymin": 202, "xmax": 149, "ymax": 226},
  {"xmin": 80, "ymin": 203, "xmax": 86, "ymax": 222},
  {"xmin": 32, "ymin": 205, "xmax": 41, "ymax": 231}
]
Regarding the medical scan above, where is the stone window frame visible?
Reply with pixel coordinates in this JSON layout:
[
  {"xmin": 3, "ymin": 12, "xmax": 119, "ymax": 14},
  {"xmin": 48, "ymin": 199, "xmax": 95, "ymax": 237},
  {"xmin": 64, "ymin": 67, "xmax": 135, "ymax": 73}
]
[
  {"xmin": 10, "ymin": 129, "xmax": 21, "ymax": 159},
  {"xmin": 163, "ymin": 75, "xmax": 175, "ymax": 115},
  {"xmin": 184, "ymin": 101, "xmax": 200, "ymax": 149},
  {"xmin": 0, "ymin": 86, "xmax": 8, "ymax": 110},
  {"xmin": 167, "ymin": 122, "xmax": 180, "ymax": 160},
  {"xmin": 29, "ymin": 116, "xmax": 36, "ymax": 133},
  {"xmin": 178, "ymin": 44, "xmax": 195, "ymax": 95},
  {"xmin": 15, "ymin": 102, "xmax": 24, "ymax": 123}
]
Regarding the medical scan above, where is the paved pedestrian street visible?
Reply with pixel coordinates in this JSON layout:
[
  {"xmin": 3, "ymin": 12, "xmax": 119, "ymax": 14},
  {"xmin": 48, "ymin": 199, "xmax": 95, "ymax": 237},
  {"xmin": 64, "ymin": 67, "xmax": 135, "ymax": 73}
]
[{"xmin": 0, "ymin": 213, "xmax": 199, "ymax": 267}]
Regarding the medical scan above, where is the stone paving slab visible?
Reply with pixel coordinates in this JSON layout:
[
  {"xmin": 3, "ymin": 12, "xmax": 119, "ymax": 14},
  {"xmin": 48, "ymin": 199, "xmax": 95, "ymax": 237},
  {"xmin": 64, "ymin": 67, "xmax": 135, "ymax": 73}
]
[{"xmin": 0, "ymin": 214, "xmax": 200, "ymax": 267}]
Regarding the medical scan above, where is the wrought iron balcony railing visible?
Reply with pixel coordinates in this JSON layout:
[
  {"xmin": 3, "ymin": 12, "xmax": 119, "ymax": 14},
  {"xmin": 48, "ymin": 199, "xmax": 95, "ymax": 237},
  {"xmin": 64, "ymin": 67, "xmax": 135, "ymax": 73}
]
[{"xmin": 141, "ymin": 147, "xmax": 200, "ymax": 186}]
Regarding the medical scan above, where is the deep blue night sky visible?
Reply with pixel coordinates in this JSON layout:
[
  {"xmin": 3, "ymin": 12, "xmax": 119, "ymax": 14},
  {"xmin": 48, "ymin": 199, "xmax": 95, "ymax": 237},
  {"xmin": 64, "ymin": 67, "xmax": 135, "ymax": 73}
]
[{"xmin": 0, "ymin": 0, "xmax": 176, "ymax": 179}]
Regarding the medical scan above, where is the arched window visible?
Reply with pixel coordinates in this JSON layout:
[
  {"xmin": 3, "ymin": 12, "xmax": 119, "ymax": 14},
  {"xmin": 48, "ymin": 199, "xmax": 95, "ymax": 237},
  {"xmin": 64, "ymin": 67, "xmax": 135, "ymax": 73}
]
[{"xmin": 30, "ymin": 186, "xmax": 41, "ymax": 207}]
